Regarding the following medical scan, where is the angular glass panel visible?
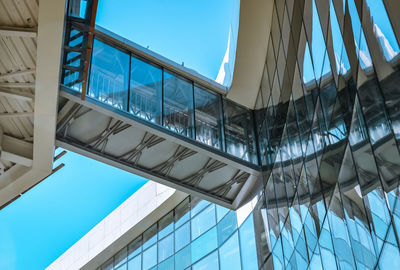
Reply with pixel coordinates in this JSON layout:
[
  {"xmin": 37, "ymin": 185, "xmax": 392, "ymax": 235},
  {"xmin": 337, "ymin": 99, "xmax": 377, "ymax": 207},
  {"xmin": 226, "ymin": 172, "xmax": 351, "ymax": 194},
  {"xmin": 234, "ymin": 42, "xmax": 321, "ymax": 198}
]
[
  {"xmin": 365, "ymin": 0, "xmax": 400, "ymax": 62},
  {"xmin": 191, "ymin": 204, "xmax": 216, "ymax": 240},
  {"xmin": 163, "ymin": 71, "xmax": 194, "ymax": 137},
  {"xmin": 158, "ymin": 233, "xmax": 174, "ymax": 262},
  {"xmin": 194, "ymin": 86, "xmax": 222, "ymax": 149},
  {"xmin": 191, "ymin": 227, "xmax": 218, "ymax": 264},
  {"xmin": 158, "ymin": 255, "xmax": 174, "ymax": 270},
  {"xmin": 219, "ymin": 232, "xmax": 241, "ymax": 270},
  {"xmin": 129, "ymin": 56, "xmax": 162, "ymax": 124},
  {"xmin": 217, "ymin": 210, "xmax": 237, "ymax": 245},
  {"xmin": 216, "ymin": 204, "xmax": 229, "ymax": 222},
  {"xmin": 239, "ymin": 214, "xmax": 258, "ymax": 270},
  {"xmin": 191, "ymin": 197, "xmax": 211, "ymax": 218},
  {"xmin": 223, "ymin": 99, "xmax": 257, "ymax": 163},
  {"xmin": 192, "ymin": 250, "xmax": 219, "ymax": 270}
]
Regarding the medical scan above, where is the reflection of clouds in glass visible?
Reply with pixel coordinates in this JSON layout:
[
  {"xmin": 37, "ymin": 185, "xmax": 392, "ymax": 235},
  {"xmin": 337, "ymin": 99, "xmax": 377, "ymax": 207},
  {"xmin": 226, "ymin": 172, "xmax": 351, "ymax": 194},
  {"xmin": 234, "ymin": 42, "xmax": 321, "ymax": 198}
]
[
  {"xmin": 373, "ymin": 24, "xmax": 399, "ymax": 61},
  {"xmin": 355, "ymin": 41, "xmax": 373, "ymax": 70}
]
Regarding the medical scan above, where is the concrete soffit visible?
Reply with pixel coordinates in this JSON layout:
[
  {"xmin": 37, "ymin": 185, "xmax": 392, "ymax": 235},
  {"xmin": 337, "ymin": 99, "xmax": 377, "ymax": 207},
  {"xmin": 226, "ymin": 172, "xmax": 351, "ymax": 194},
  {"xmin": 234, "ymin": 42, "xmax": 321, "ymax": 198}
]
[
  {"xmin": 0, "ymin": 0, "xmax": 66, "ymax": 207},
  {"xmin": 227, "ymin": 0, "xmax": 274, "ymax": 109}
]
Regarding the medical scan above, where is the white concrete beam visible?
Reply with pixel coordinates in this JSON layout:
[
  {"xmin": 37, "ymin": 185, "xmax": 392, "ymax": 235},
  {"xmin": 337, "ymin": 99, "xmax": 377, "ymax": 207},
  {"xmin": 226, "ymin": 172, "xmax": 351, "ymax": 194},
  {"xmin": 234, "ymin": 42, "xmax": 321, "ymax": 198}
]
[
  {"xmin": 0, "ymin": 26, "xmax": 37, "ymax": 38},
  {"xmin": 0, "ymin": 88, "xmax": 34, "ymax": 102},
  {"xmin": 0, "ymin": 112, "xmax": 33, "ymax": 119},
  {"xmin": 0, "ymin": 69, "xmax": 36, "ymax": 80},
  {"xmin": 0, "ymin": 0, "xmax": 66, "ymax": 208},
  {"xmin": 0, "ymin": 82, "xmax": 35, "ymax": 88},
  {"xmin": 226, "ymin": 0, "xmax": 274, "ymax": 109}
]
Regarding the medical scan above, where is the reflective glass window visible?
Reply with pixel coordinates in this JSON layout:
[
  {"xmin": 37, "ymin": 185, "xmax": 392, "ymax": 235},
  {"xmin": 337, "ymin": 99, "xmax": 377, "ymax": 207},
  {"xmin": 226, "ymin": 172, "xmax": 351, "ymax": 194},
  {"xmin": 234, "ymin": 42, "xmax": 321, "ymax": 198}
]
[
  {"xmin": 88, "ymin": 39, "xmax": 130, "ymax": 110},
  {"xmin": 127, "ymin": 255, "xmax": 141, "ymax": 270},
  {"xmin": 217, "ymin": 210, "xmax": 237, "ymax": 245},
  {"xmin": 68, "ymin": 0, "xmax": 88, "ymax": 18},
  {"xmin": 128, "ymin": 235, "xmax": 142, "ymax": 259},
  {"xmin": 158, "ymin": 233, "xmax": 174, "ymax": 262},
  {"xmin": 191, "ymin": 204, "xmax": 216, "ymax": 240},
  {"xmin": 194, "ymin": 86, "xmax": 222, "ymax": 149},
  {"xmin": 223, "ymin": 99, "xmax": 257, "ymax": 163},
  {"xmin": 175, "ymin": 221, "xmax": 190, "ymax": 251},
  {"xmin": 158, "ymin": 211, "xmax": 174, "ymax": 239},
  {"xmin": 143, "ymin": 224, "xmax": 157, "ymax": 250},
  {"xmin": 114, "ymin": 247, "xmax": 127, "ymax": 268},
  {"xmin": 142, "ymin": 244, "xmax": 157, "ymax": 270},
  {"xmin": 158, "ymin": 255, "xmax": 175, "ymax": 270},
  {"xmin": 163, "ymin": 71, "xmax": 194, "ymax": 137},
  {"xmin": 216, "ymin": 205, "xmax": 229, "ymax": 222},
  {"xmin": 175, "ymin": 197, "xmax": 190, "ymax": 228},
  {"xmin": 175, "ymin": 245, "xmax": 191, "ymax": 270},
  {"xmin": 191, "ymin": 197, "xmax": 211, "ymax": 218},
  {"xmin": 239, "ymin": 214, "xmax": 258, "ymax": 270},
  {"xmin": 130, "ymin": 56, "xmax": 162, "ymax": 124},
  {"xmin": 192, "ymin": 250, "xmax": 219, "ymax": 270},
  {"xmin": 219, "ymin": 232, "xmax": 241, "ymax": 270},
  {"xmin": 191, "ymin": 227, "xmax": 218, "ymax": 264}
]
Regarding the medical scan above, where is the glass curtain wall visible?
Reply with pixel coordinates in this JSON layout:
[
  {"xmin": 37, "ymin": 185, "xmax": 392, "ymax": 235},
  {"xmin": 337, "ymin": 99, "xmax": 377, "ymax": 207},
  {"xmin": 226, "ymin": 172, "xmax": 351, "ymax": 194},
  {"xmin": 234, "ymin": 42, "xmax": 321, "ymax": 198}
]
[
  {"xmin": 96, "ymin": 196, "xmax": 258, "ymax": 270},
  {"xmin": 253, "ymin": 0, "xmax": 400, "ymax": 269}
]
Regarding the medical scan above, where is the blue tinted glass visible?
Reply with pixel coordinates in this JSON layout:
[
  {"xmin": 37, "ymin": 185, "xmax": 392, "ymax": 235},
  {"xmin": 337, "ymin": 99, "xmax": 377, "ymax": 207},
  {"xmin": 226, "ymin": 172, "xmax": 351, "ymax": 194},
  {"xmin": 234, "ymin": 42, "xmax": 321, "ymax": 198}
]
[
  {"xmin": 191, "ymin": 227, "xmax": 218, "ymax": 263},
  {"xmin": 217, "ymin": 210, "xmax": 237, "ymax": 245},
  {"xmin": 239, "ymin": 214, "xmax": 258, "ymax": 270},
  {"xmin": 194, "ymin": 86, "xmax": 222, "ymax": 149},
  {"xmin": 130, "ymin": 56, "xmax": 162, "ymax": 124},
  {"xmin": 175, "ymin": 198, "xmax": 190, "ymax": 228},
  {"xmin": 191, "ymin": 198, "xmax": 211, "ymax": 218},
  {"xmin": 175, "ymin": 245, "xmax": 191, "ymax": 270},
  {"xmin": 143, "ymin": 224, "xmax": 157, "ymax": 250},
  {"xmin": 142, "ymin": 244, "xmax": 157, "ymax": 270},
  {"xmin": 191, "ymin": 204, "xmax": 216, "ymax": 240},
  {"xmin": 219, "ymin": 232, "xmax": 241, "ymax": 270},
  {"xmin": 216, "ymin": 205, "xmax": 229, "ymax": 222},
  {"xmin": 158, "ymin": 212, "xmax": 174, "ymax": 239},
  {"xmin": 303, "ymin": 42, "xmax": 316, "ymax": 84},
  {"xmin": 163, "ymin": 71, "xmax": 194, "ymax": 137},
  {"xmin": 88, "ymin": 39, "xmax": 129, "ymax": 110},
  {"xmin": 192, "ymin": 250, "xmax": 219, "ymax": 270},
  {"xmin": 127, "ymin": 236, "xmax": 142, "ymax": 259},
  {"xmin": 127, "ymin": 255, "xmax": 141, "ymax": 270},
  {"xmin": 175, "ymin": 222, "xmax": 190, "ymax": 251},
  {"xmin": 158, "ymin": 233, "xmax": 174, "ymax": 262},
  {"xmin": 158, "ymin": 255, "xmax": 175, "ymax": 270}
]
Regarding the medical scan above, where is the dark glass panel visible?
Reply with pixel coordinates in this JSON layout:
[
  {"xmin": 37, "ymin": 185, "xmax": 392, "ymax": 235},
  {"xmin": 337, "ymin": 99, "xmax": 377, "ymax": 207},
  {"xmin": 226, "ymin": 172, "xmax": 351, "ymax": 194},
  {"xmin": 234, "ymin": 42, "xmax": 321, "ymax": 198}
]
[
  {"xmin": 130, "ymin": 56, "xmax": 162, "ymax": 124},
  {"xmin": 163, "ymin": 71, "xmax": 194, "ymax": 137},
  {"xmin": 194, "ymin": 86, "xmax": 222, "ymax": 149},
  {"xmin": 88, "ymin": 39, "xmax": 129, "ymax": 110}
]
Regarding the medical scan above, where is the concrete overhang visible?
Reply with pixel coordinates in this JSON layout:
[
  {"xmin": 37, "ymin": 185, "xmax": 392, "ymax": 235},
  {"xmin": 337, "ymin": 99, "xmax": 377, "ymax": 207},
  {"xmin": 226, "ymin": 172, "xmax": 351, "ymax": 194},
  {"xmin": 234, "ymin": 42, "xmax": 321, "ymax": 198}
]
[{"xmin": 227, "ymin": 0, "xmax": 274, "ymax": 109}]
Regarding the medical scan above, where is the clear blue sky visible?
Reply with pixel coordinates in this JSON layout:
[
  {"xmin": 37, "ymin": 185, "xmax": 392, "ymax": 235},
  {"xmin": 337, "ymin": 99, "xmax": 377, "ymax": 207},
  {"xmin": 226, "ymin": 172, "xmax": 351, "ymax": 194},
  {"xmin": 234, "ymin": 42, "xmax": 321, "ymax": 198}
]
[
  {"xmin": 0, "ymin": 1, "xmax": 238, "ymax": 270},
  {"xmin": 0, "ymin": 149, "xmax": 147, "ymax": 270},
  {"xmin": 96, "ymin": 0, "xmax": 239, "ymax": 81}
]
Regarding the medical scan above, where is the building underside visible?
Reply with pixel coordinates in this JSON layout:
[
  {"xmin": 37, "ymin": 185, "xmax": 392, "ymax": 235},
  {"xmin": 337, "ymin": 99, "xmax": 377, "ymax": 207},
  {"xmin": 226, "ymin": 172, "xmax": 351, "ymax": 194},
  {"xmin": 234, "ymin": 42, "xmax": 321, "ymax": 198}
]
[{"xmin": 2, "ymin": 0, "xmax": 400, "ymax": 269}]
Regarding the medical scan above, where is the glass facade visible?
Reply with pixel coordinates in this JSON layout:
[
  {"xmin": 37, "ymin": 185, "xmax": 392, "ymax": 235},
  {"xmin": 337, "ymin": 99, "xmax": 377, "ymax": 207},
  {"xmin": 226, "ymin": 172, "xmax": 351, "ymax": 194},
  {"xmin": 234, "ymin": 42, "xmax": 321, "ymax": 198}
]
[
  {"xmin": 96, "ymin": 196, "xmax": 258, "ymax": 270},
  {"xmin": 62, "ymin": 0, "xmax": 400, "ymax": 269}
]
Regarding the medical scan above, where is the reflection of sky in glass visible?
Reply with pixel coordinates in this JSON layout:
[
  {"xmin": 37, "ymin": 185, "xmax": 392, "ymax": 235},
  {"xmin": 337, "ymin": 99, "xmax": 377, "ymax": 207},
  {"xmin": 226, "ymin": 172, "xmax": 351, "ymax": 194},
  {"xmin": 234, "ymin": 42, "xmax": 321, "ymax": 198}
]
[
  {"xmin": 303, "ymin": 42, "xmax": 315, "ymax": 84},
  {"xmin": 365, "ymin": 0, "xmax": 400, "ymax": 62},
  {"xmin": 330, "ymin": 0, "xmax": 350, "ymax": 75},
  {"xmin": 347, "ymin": 0, "xmax": 373, "ymax": 70}
]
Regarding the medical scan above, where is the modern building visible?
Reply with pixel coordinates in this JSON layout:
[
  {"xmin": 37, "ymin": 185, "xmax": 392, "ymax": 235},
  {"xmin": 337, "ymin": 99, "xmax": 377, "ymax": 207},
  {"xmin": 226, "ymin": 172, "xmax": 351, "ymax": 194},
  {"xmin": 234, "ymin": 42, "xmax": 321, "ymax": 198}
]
[{"xmin": 1, "ymin": 0, "xmax": 400, "ymax": 269}]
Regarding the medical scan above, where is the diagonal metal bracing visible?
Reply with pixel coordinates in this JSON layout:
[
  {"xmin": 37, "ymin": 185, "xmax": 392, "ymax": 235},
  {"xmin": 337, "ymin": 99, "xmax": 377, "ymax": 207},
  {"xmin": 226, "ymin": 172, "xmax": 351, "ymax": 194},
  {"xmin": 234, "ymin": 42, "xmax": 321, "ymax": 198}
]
[
  {"xmin": 56, "ymin": 103, "xmax": 83, "ymax": 134},
  {"xmin": 211, "ymin": 170, "xmax": 250, "ymax": 197},
  {"xmin": 118, "ymin": 132, "xmax": 165, "ymax": 165},
  {"xmin": 151, "ymin": 145, "xmax": 196, "ymax": 177},
  {"xmin": 182, "ymin": 158, "xmax": 227, "ymax": 187},
  {"xmin": 90, "ymin": 120, "xmax": 123, "ymax": 151}
]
